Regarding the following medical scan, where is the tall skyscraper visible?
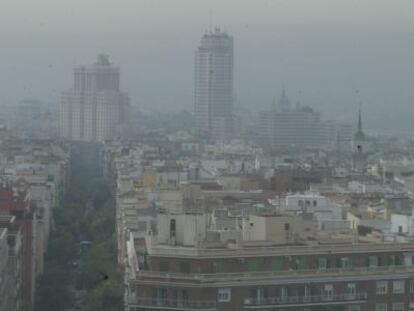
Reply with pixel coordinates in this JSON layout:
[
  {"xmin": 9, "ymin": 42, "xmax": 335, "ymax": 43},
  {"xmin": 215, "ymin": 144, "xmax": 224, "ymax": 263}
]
[
  {"xmin": 60, "ymin": 54, "xmax": 130, "ymax": 142},
  {"xmin": 194, "ymin": 28, "xmax": 234, "ymax": 140}
]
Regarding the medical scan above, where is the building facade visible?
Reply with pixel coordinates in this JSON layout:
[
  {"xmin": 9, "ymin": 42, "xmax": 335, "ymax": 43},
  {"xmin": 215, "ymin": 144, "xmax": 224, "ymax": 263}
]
[
  {"xmin": 126, "ymin": 218, "xmax": 414, "ymax": 311},
  {"xmin": 0, "ymin": 215, "xmax": 23, "ymax": 311},
  {"xmin": 259, "ymin": 91, "xmax": 353, "ymax": 150},
  {"xmin": 194, "ymin": 28, "xmax": 234, "ymax": 140},
  {"xmin": 60, "ymin": 54, "xmax": 130, "ymax": 142}
]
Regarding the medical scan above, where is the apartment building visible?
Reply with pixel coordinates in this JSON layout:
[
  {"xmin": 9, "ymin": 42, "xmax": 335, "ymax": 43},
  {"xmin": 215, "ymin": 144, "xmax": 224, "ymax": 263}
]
[
  {"xmin": 0, "ymin": 215, "xmax": 23, "ymax": 311},
  {"xmin": 101, "ymin": 136, "xmax": 414, "ymax": 311},
  {"xmin": 126, "ymin": 212, "xmax": 414, "ymax": 311}
]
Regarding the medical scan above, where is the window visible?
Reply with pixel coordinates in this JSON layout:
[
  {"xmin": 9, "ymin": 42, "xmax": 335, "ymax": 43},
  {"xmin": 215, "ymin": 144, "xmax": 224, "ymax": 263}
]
[
  {"xmin": 271, "ymin": 259, "xmax": 283, "ymax": 271},
  {"xmin": 256, "ymin": 287, "xmax": 268, "ymax": 302},
  {"xmin": 153, "ymin": 288, "xmax": 168, "ymax": 305},
  {"xmin": 347, "ymin": 283, "xmax": 356, "ymax": 299},
  {"xmin": 341, "ymin": 257, "xmax": 351, "ymax": 268},
  {"xmin": 290, "ymin": 257, "xmax": 306, "ymax": 270},
  {"xmin": 318, "ymin": 258, "xmax": 327, "ymax": 270},
  {"xmin": 173, "ymin": 290, "xmax": 188, "ymax": 307},
  {"xmin": 376, "ymin": 304, "xmax": 387, "ymax": 311},
  {"xmin": 389, "ymin": 255, "xmax": 401, "ymax": 266},
  {"xmin": 392, "ymin": 303, "xmax": 404, "ymax": 311},
  {"xmin": 212, "ymin": 262, "xmax": 223, "ymax": 273},
  {"xmin": 404, "ymin": 253, "xmax": 414, "ymax": 266},
  {"xmin": 376, "ymin": 281, "xmax": 388, "ymax": 295},
  {"xmin": 280, "ymin": 287, "xmax": 287, "ymax": 298},
  {"xmin": 369, "ymin": 256, "xmax": 379, "ymax": 267},
  {"xmin": 295, "ymin": 257, "xmax": 307, "ymax": 269},
  {"xmin": 247, "ymin": 259, "xmax": 260, "ymax": 272},
  {"xmin": 323, "ymin": 284, "xmax": 333, "ymax": 301},
  {"xmin": 393, "ymin": 280, "xmax": 405, "ymax": 294},
  {"xmin": 159, "ymin": 262, "xmax": 169, "ymax": 272},
  {"xmin": 410, "ymin": 280, "xmax": 414, "ymax": 293},
  {"xmin": 217, "ymin": 288, "xmax": 231, "ymax": 302},
  {"xmin": 179, "ymin": 262, "xmax": 190, "ymax": 273},
  {"xmin": 348, "ymin": 306, "xmax": 360, "ymax": 311}
]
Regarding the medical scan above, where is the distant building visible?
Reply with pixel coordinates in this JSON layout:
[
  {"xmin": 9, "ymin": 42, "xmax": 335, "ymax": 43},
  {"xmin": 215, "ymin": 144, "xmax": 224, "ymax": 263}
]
[
  {"xmin": 60, "ymin": 54, "xmax": 130, "ymax": 142},
  {"xmin": 259, "ymin": 91, "xmax": 324, "ymax": 148},
  {"xmin": 260, "ymin": 90, "xmax": 353, "ymax": 150},
  {"xmin": 270, "ymin": 168, "xmax": 322, "ymax": 193},
  {"xmin": 194, "ymin": 28, "xmax": 234, "ymax": 140},
  {"xmin": 352, "ymin": 108, "xmax": 368, "ymax": 173}
]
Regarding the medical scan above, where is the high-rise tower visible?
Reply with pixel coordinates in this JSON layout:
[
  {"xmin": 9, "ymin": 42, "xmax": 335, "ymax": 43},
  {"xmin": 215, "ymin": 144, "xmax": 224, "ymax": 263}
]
[
  {"xmin": 194, "ymin": 28, "xmax": 234, "ymax": 140},
  {"xmin": 60, "ymin": 54, "xmax": 130, "ymax": 141}
]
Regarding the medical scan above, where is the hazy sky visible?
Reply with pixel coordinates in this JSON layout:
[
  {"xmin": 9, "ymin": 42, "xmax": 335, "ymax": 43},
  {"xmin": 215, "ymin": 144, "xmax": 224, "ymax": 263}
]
[{"xmin": 1, "ymin": 0, "xmax": 414, "ymax": 132}]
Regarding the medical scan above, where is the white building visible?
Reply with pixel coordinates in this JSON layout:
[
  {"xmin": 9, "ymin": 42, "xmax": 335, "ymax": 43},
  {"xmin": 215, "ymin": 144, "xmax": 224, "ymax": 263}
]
[
  {"xmin": 279, "ymin": 192, "xmax": 346, "ymax": 229},
  {"xmin": 156, "ymin": 213, "xmax": 208, "ymax": 247},
  {"xmin": 259, "ymin": 102, "xmax": 324, "ymax": 148},
  {"xmin": 391, "ymin": 211, "xmax": 414, "ymax": 236},
  {"xmin": 259, "ymin": 90, "xmax": 353, "ymax": 150},
  {"xmin": 194, "ymin": 28, "xmax": 234, "ymax": 140},
  {"xmin": 60, "ymin": 54, "xmax": 130, "ymax": 142}
]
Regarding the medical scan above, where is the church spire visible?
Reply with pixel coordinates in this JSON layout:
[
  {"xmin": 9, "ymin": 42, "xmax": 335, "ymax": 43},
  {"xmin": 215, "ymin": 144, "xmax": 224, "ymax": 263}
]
[
  {"xmin": 354, "ymin": 104, "xmax": 365, "ymax": 140},
  {"xmin": 358, "ymin": 105, "xmax": 362, "ymax": 133}
]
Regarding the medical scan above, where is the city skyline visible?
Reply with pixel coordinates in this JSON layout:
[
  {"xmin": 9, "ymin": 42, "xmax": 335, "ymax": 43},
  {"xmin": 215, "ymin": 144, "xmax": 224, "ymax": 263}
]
[
  {"xmin": 1, "ymin": 1, "xmax": 414, "ymax": 134},
  {"xmin": 3, "ymin": 2, "xmax": 414, "ymax": 311}
]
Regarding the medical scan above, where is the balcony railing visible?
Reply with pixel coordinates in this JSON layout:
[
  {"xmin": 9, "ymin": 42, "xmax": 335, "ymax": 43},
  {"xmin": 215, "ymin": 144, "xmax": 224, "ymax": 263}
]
[
  {"xmin": 127, "ymin": 296, "xmax": 217, "ymax": 310},
  {"xmin": 244, "ymin": 293, "xmax": 368, "ymax": 307},
  {"xmin": 132, "ymin": 265, "xmax": 414, "ymax": 284},
  {"xmin": 149, "ymin": 241, "xmax": 414, "ymax": 258}
]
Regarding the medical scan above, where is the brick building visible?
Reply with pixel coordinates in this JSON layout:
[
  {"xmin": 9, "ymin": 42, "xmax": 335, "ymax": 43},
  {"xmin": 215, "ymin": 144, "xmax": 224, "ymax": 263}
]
[
  {"xmin": 126, "ymin": 213, "xmax": 414, "ymax": 311},
  {"xmin": 0, "ymin": 185, "xmax": 36, "ymax": 310}
]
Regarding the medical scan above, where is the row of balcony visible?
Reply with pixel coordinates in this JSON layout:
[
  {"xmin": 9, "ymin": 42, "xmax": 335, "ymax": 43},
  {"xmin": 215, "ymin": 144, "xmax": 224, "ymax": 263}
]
[
  {"xmin": 244, "ymin": 293, "xmax": 368, "ymax": 307},
  {"xmin": 149, "ymin": 241, "xmax": 414, "ymax": 258},
  {"xmin": 127, "ymin": 293, "xmax": 367, "ymax": 310},
  {"xmin": 128, "ymin": 296, "xmax": 217, "ymax": 310},
  {"xmin": 132, "ymin": 264, "xmax": 414, "ymax": 283}
]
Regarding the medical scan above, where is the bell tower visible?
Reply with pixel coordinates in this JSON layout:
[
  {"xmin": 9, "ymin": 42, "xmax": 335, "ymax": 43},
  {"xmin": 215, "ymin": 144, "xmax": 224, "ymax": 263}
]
[{"xmin": 352, "ymin": 107, "xmax": 367, "ymax": 173}]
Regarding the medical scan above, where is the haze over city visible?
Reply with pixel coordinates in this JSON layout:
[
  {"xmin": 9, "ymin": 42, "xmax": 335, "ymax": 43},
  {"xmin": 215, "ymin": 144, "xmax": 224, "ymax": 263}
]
[
  {"xmin": 4, "ymin": 1, "xmax": 414, "ymax": 311},
  {"xmin": 2, "ymin": 0, "xmax": 414, "ymax": 133}
]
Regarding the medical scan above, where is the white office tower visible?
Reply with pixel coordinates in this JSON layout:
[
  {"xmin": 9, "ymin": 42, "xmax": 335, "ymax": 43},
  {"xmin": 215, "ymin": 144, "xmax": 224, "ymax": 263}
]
[
  {"xmin": 194, "ymin": 28, "xmax": 234, "ymax": 140},
  {"xmin": 60, "ymin": 54, "xmax": 130, "ymax": 141}
]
